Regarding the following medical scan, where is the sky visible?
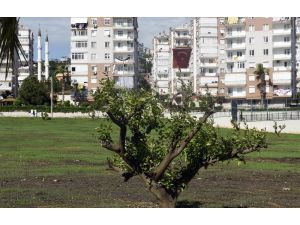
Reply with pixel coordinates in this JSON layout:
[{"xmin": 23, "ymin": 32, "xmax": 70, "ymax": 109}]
[{"xmin": 20, "ymin": 17, "xmax": 191, "ymax": 61}]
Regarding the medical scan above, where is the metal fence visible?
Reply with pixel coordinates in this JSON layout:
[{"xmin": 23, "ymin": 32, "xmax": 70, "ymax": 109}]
[{"xmin": 238, "ymin": 110, "xmax": 300, "ymax": 122}]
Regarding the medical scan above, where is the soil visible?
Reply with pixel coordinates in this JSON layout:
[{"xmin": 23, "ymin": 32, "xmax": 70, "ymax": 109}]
[{"xmin": 1, "ymin": 168, "xmax": 299, "ymax": 208}]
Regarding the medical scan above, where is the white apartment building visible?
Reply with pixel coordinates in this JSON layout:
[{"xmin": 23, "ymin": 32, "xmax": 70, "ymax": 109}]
[
  {"xmin": 151, "ymin": 17, "xmax": 300, "ymax": 106},
  {"xmin": 191, "ymin": 17, "xmax": 218, "ymax": 95},
  {"xmin": 152, "ymin": 33, "xmax": 170, "ymax": 94},
  {"xmin": 170, "ymin": 24, "xmax": 192, "ymax": 93},
  {"xmin": 0, "ymin": 25, "xmax": 34, "ymax": 95},
  {"xmin": 70, "ymin": 17, "xmax": 139, "ymax": 93}
]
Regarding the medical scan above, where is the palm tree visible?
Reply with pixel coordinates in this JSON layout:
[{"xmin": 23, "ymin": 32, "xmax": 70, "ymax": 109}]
[
  {"xmin": 254, "ymin": 63, "xmax": 270, "ymax": 109},
  {"xmin": 0, "ymin": 17, "xmax": 27, "ymax": 96}
]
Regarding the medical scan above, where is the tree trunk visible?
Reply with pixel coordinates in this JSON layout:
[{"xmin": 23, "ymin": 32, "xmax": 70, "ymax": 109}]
[
  {"xmin": 157, "ymin": 195, "xmax": 177, "ymax": 208},
  {"xmin": 140, "ymin": 174, "xmax": 178, "ymax": 208}
]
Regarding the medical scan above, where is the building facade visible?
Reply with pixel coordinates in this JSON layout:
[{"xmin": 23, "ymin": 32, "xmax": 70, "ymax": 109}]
[
  {"xmin": 70, "ymin": 17, "xmax": 139, "ymax": 93},
  {"xmin": 152, "ymin": 17, "xmax": 300, "ymax": 107}
]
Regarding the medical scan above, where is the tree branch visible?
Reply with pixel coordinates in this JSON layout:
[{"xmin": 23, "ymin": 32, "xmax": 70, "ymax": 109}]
[
  {"xmin": 101, "ymin": 140, "xmax": 121, "ymax": 153},
  {"xmin": 107, "ymin": 111, "xmax": 122, "ymax": 127},
  {"xmin": 153, "ymin": 110, "xmax": 214, "ymax": 181}
]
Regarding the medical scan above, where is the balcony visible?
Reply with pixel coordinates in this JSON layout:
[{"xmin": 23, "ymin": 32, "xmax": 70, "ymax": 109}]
[
  {"xmin": 114, "ymin": 70, "xmax": 134, "ymax": 76},
  {"xmin": 224, "ymin": 31, "xmax": 246, "ymax": 38},
  {"xmin": 113, "ymin": 24, "xmax": 134, "ymax": 29},
  {"xmin": 200, "ymin": 63, "xmax": 217, "ymax": 68},
  {"xmin": 114, "ymin": 59, "xmax": 134, "ymax": 64},
  {"xmin": 114, "ymin": 47, "xmax": 134, "ymax": 53},
  {"xmin": 113, "ymin": 35, "xmax": 134, "ymax": 41},
  {"xmin": 224, "ymin": 73, "xmax": 246, "ymax": 86},
  {"xmin": 223, "ymin": 17, "xmax": 245, "ymax": 25},
  {"xmin": 226, "ymin": 43, "xmax": 246, "ymax": 50},
  {"xmin": 199, "ymin": 77, "xmax": 218, "ymax": 87},
  {"xmin": 226, "ymin": 56, "xmax": 245, "ymax": 62},
  {"xmin": 174, "ymin": 34, "xmax": 191, "ymax": 39},
  {"xmin": 273, "ymin": 54, "xmax": 291, "ymax": 60},
  {"xmin": 273, "ymin": 29, "xmax": 291, "ymax": 36},
  {"xmin": 273, "ymin": 66, "xmax": 291, "ymax": 71},
  {"xmin": 273, "ymin": 72, "xmax": 291, "ymax": 85},
  {"xmin": 273, "ymin": 41, "xmax": 291, "ymax": 48}
]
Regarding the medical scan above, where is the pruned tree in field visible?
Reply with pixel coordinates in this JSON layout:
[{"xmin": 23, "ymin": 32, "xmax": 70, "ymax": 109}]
[{"xmin": 93, "ymin": 78, "xmax": 267, "ymax": 208}]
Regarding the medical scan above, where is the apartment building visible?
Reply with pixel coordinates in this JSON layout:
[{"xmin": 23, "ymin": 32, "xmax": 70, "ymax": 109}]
[
  {"xmin": 169, "ymin": 24, "xmax": 192, "ymax": 94},
  {"xmin": 220, "ymin": 17, "xmax": 300, "ymax": 107},
  {"xmin": 191, "ymin": 17, "xmax": 218, "ymax": 95},
  {"xmin": 151, "ymin": 17, "xmax": 300, "ymax": 107},
  {"xmin": 0, "ymin": 25, "xmax": 34, "ymax": 95},
  {"xmin": 70, "ymin": 17, "xmax": 139, "ymax": 93},
  {"xmin": 152, "ymin": 33, "xmax": 170, "ymax": 94}
]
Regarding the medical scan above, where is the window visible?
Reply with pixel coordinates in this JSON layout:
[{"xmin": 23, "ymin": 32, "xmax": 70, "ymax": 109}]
[
  {"xmin": 249, "ymin": 37, "xmax": 254, "ymax": 44},
  {"xmin": 238, "ymin": 62, "xmax": 245, "ymax": 68},
  {"xmin": 284, "ymin": 49, "xmax": 290, "ymax": 55},
  {"xmin": 105, "ymin": 53, "xmax": 110, "ymax": 59},
  {"xmin": 118, "ymin": 42, "xmax": 121, "ymax": 48},
  {"xmin": 72, "ymin": 30, "xmax": 87, "ymax": 36},
  {"xmin": 284, "ymin": 61, "xmax": 288, "ymax": 67},
  {"xmin": 249, "ymin": 86, "xmax": 256, "ymax": 94},
  {"xmin": 92, "ymin": 66, "xmax": 97, "ymax": 75},
  {"xmin": 264, "ymin": 36, "xmax": 269, "ymax": 43},
  {"xmin": 249, "ymin": 50, "xmax": 255, "ymax": 56},
  {"xmin": 75, "ymin": 41, "xmax": 87, "ymax": 48},
  {"xmin": 72, "ymin": 67, "xmax": 76, "ymax": 72},
  {"xmin": 263, "ymin": 24, "xmax": 269, "ymax": 31},
  {"xmin": 249, "ymin": 25, "xmax": 255, "ymax": 32},
  {"xmin": 104, "ymin": 65, "xmax": 110, "ymax": 73},
  {"xmin": 237, "ymin": 51, "xmax": 242, "ymax": 57},
  {"xmin": 91, "ymin": 18, "xmax": 97, "ymax": 25},
  {"xmin": 208, "ymin": 68, "xmax": 214, "ymax": 73},
  {"xmin": 72, "ymin": 52, "xmax": 85, "ymax": 60},
  {"xmin": 284, "ymin": 37, "xmax": 290, "ymax": 42},
  {"xmin": 249, "ymin": 75, "xmax": 255, "ymax": 81},
  {"xmin": 284, "ymin": 24, "xmax": 290, "ymax": 30},
  {"xmin": 104, "ymin": 30, "xmax": 110, "ymax": 37},
  {"xmin": 263, "ymin": 49, "xmax": 269, "ymax": 55},
  {"xmin": 228, "ymin": 52, "xmax": 233, "ymax": 58},
  {"xmin": 237, "ymin": 27, "xmax": 242, "ymax": 32},
  {"xmin": 117, "ymin": 30, "xmax": 123, "ymax": 36},
  {"xmin": 91, "ymin": 30, "xmax": 97, "ymax": 37},
  {"xmin": 91, "ymin": 53, "xmax": 97, "ymax": 60},
  {"xmin": 105, "ymin": 42, "xmax": 110, "ymax": 48},
  {"xmin": 104, "ymin": 18, "xmax": 110, "ymax": 25},
  {"xmin": 209, "ymin": 59, "xmax": 214, "ymax": 63},
  {"xmin": 91, "ymin": 42, "xmax": 97, "ymax": 48}
]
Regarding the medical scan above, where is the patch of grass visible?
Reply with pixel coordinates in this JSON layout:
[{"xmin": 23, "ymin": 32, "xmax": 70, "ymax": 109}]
[{"xmin": 0, "ymin": 117, "xmax": 300, "ymax": 207}]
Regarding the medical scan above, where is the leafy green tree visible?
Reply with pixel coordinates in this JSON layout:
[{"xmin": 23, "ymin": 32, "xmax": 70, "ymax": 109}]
[
  {"xmin": 19, "ymin": 75, "xmax": 50, "ymax": 105},
  {"xmin": 93, "ymin": 78, "xmax": 268, "ymax": 207}
]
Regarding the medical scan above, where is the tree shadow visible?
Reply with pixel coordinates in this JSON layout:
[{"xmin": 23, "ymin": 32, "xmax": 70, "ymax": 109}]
[{"xmin": 176, "ymin": 200, "xmax": 204, "ymax": 208}]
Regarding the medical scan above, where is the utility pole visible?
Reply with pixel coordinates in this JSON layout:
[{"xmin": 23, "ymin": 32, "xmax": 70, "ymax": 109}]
[{"xmin": 291, "ymin": 17, "xmax": 297, "ymax": 100}]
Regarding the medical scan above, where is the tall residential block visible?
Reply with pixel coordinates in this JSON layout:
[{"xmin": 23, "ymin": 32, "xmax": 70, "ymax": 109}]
[{"xmin": 70, "ymin": 17, "xmax": 139, "ymax": 93}]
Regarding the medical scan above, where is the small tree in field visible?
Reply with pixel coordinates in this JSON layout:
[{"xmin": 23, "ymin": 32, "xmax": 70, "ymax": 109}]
[{"xmin": 93, "ymin": 78, "xmax": 268, "ymax": 208}]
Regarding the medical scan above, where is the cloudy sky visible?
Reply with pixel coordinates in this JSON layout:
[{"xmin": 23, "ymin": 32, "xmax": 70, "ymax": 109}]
[{"xmin": 20, "ymin": 17, "xmax": 191, "ymax": 60}]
